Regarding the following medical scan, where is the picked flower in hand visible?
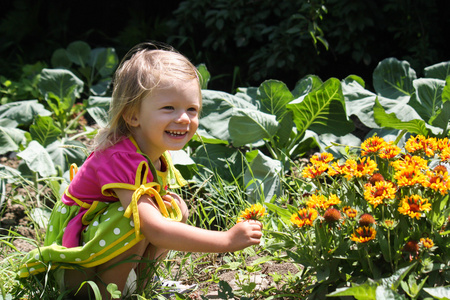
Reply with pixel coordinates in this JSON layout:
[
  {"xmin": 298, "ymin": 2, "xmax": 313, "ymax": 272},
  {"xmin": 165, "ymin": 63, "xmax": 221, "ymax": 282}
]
[{"xmin": 237, "ymin": 203, "xmax": 267, "ymax": 222}]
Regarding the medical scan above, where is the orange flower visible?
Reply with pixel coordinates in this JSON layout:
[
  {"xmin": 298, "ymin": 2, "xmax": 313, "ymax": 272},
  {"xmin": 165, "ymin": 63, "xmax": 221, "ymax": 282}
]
[
  {"xmin": 328, "ymin": 162, "xmax": 346, "ymax": 176},
  {"xmin": 378, "ymin": 141, "xmax": 401, "ymax": 159},
  {"xmin": 350, "ymin": 226, "xmax": 377, "ymax": 243},
  {"xmin": 423, "ymin": 165, "xmax": 450, "ymax": 195},
  {"xmin": 343, "ymin": 157, "xmax": 378, "ymax": 179},
  {"xmin": 306, "ymin": 194, "xmax": 341, "ymax": 211},
  {"xmin": 363, "ymin": 180, "xmax": 397, "ymax": 208},
  {"xmin": 398, "ymin": 195, "xmax": 431, "ymax": 219},
  {"xmin": 361, "ymin": 136, "xmax": 386, "ymax": 156},
  {"xmin": 391, "ymin": 154, "xmax": 428, "ymax": 171},
  {"xmin": 359, "ymin": 213, "xmax": 376, "ymax": 227},
  {"xmin": 342, "ymin": 206, "xmax": 357, "ymax": 218},
  {"xmin": 394, "ymin": 167, "xmax": 427, "ymax": 188},
  {"xmin": 310, "ymin": 152, "xmax": 334, "ymax": 164},
  {"xmin": 403, "ymin": 239, "xmax": 419, "ymax": 261},
  {"xmin": 420, "ymin": 237, "xmax": 434, "ymax": 249},
  {"xmin": 323, "ymin": 208, "xmax": 341, "ymax": 224},
  {"xmin": 291, "ymin": 208, "xmax": 318, "ymax": 228},
  {"xmin": 405, "ymin": 135, "xmax": 437, "ymax": 157},
  {"xmin": 237, "ymin": 204, "xmax": 266, "ymax": 222},
  {"xmin": 302, "ymin": 162, "xmax": 329, "ymax": 179}
]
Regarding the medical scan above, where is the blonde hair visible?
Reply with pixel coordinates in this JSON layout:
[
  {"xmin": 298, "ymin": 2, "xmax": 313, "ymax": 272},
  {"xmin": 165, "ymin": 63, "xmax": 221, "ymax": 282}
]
[{"xmin": 94, "ymin": 42, "xmax": 201, "ymax": 151}]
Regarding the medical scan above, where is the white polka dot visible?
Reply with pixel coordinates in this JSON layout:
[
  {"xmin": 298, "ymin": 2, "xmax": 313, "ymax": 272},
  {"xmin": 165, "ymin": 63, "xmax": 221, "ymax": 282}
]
[
  {"xmin": 34, "ymin": 254, "xmax": 39, "ymax": 260},
  {"xmin": 103, "ymin": 210, "xmax": 108, "ymax": 215},
  {"xmin": 85, "ymin": 226, "xmax": 89, "ymax": 232},
  {"xmin": 75, "ymin": 258, "xmax": 81, "ymax": 262},
  {"xmin": 93, "ymin": 221, "xmax": 99, "ymax": 227},
  {"xmin": 61, "ymin": 207, "xmax": 67, "ymax": 214},
  {"xmin": 118, "ymin": 206, "xmax": 124, "ymax": 212},
  {"xmin": 30, "ymin": 268, "xmax": 35, "ymax": 272},
  {"xmin": 105, "ymin": 218, "xmax": 110, "ymax": 222},
  {"xmin": 124, "ymin": 242, "xmax": 128, "ymax": 246},
  {"xmin": 60, "ymin": 254, "xmax": 66, "ymax": 259},
  {"xmin": 130, "ymin": 221, "xmax": 135, "ymax": 227},
  {"xmin": 57, "ymin": 206, "xmax": 61, "ymax": 212},
  {"xmin": 170, "ymin": 178, "xmax": 176, "ymax": 185},
  {"xmin": 90, "ymin": 253, "xmax": 95, "ymax": 257},
  {"xmin": 99, "ymin": 240, "xmax": 106, "ymax": 247},
  {"xmin": 113, "ymin": 228, "xmax": 121, "ymax": 235},
  {"xmin": 49, "ymin": 225, "xmax": 53, "ymax": 232}
]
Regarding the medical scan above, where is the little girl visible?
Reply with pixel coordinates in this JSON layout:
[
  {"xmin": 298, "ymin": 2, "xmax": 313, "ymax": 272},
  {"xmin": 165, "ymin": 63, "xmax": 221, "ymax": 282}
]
[{"xmin": 19, "ymin": 42, "xmax": 262, "ymax": 298}]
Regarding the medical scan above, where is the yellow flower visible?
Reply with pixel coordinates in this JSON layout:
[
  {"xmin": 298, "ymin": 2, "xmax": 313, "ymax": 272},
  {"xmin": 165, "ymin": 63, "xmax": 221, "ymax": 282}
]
[
  {"xmin": 291, "ymin": 208, "xmax": 318, "ymax": 228},
  {"xmin": 391, "ymin": 154, "xmax": 428, "ymax": 171},
  {"xmin": 398, "ymin": 195, "xmax": 431, "ymax": 219},
  {"xmin": 378, "ymin": 141, "xmax": 401, "ymax": 159},
  {"xmin": 302, "ymin": 162, "xmax": 329, "ymax": 179},
  {"xmin": 420, "ymin": 237, "xmax": 434, "ymax": 249},
  {"xmin": 424, "ymin": 165, "xmax": 450, "ymax": 195},
  {"xmin": 306, "ymin": 194, "xmax": 341, "ymax": 210},
  {"xmin": 363, "ymin": 180, "xmax": 397, "ymax": 208},
  {"xmin": 237, "ymin": 203, "xmax": 267, "ymax": 222},
  {"xmin": 328, "ymin": 162, "xmax": 346, "ymax": 176},
  {"xmin": 361, "ymin": 136, "xmax": 387, "ymax": 156},
  {"xmin": 405, "ymin": 135, "xmax": 437, "ymax": 157},
  {"xmin": 310, "ymin": 152, "xmax": 334, "ymax": 164},
  {"xmin": 343, "ymin": 157, "xmax": 378, "ymax": 179},
  {"xmin": 350, "ymin": 226, "xmax": 377, "ymax": 243},
  {"xmin": 394, "ymin": 167, "xmax": 427, "ymax": 188},
  {"xmin": 342, "ymin": 206, "xmax": 357, "ymax": 218}
]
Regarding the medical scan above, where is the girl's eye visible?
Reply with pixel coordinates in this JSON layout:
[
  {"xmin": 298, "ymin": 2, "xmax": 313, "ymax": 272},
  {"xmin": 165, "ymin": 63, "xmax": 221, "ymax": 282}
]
[
  {"xmin": 188, "ymin": 107, "xmax": 198, "ymax": 112},
  {"xmin": 162, "ymin": 106, "xmax": 174, "ymax": 110}
]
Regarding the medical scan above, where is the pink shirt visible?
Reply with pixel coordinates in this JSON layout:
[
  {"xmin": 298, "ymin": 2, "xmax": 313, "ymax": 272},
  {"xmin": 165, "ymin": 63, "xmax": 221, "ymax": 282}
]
[{"xmin": 60, "ymin": 137, "xmax": 185, "ymax": 247}]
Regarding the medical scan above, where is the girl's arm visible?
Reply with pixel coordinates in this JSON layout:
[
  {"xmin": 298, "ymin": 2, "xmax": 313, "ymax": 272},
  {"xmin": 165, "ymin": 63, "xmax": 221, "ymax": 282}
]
[{"xmin": 114, "ymin": 188, "xmax": 262, "ymax": 253}]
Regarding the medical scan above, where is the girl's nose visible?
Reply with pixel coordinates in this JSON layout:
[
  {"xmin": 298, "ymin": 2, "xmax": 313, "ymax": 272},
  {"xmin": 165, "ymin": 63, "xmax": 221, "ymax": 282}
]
[{"xmin": 176, "ymin": 111, "xmax": 190, "ymax": 124}]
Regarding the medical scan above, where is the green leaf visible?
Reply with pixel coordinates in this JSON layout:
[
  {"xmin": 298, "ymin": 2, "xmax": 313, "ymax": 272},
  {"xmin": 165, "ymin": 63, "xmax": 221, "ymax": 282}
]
[
  {"xmin": 0, "ymin": 100, "xmax": 51, "ymax": 127},
  {"xmin": 408, "ymin": 78, "xmax": 445, "ymax": 123},
  {"xmin": 423, "ymin": 286, "xmax": 450, "ymax": 300},
  {"xmin": 199, "ymin": 90, "xmax": 256, "ymax": 142},
  {"xmin": 373, "ymin": 57, "xmax": 416, "ymax": 99},
  {"xmin": 0, "ymin": 126, "xmax": 26, "ymax": 155},
  {"xmin": 373, "ymin": 98, "xmax": 429, "ymax": 136},
  {"xmin": 287, "ymin": 78, "xmax": 354, "ymax": 138},
  {"xmin": 29, "ymin": 116, "xmax": 61, "ymax": 147},
  {"xmin": 76, "ymin": 281, "xmax": 102, "ymax": 300},
  {"xmin": 29, "ymin": 207, "xmax": 51, "ymax": 229},
  {"xmin": 327, "ymin": 282, "xmax": 377, "ymax": 299},
  {"xmin": 197, "ymin": 63, "xmax": 210, "ymax": 89},
  {"xmin": 244, "ymin": 150, "xmax": 282, "ymax": 202},
  {"xmin": 424, "ymin": 61, "xmax": 450, "ymax": 80},
  {"xmin": 85, "ymin": 96, "xmax": 111, "ymax": 128},
  {"xmin": 66, "ymin": 41, "xmax": 91, "ymax": 67},
  {"xmin": 46, "ymin": 138, "xmax": 87, "ymax": 173},
  {"xmin": 229, "ymin": 108, "xmax": 279, "ymax": 147},
  {"xmin": 38, "ymin": 68, "xmax": 84, "ymax": 113},
  {"xmin": 17, "ymin": 141, "xmax": 56, "ymax": 177},
  {"xmin": 192, "ymin": 144, "xmax": 243, "ymax": 182},
  {"xmin": 51, "ymin": 48, "xmax": 72, "ymax": 69},
  {"xmin": 257, "ymin": 80, "xmax": 294, "ymax": 120},
  {"xmin": 106, "ymin": 283, "xmax": 122, "ymax": 299},
  {"xmin": 89, "ymin": 47, "xmax": 118, "ymax": 77},
  {"xmin": 292, "ymin": 75, "xmax": 323, "ymax": 98}
]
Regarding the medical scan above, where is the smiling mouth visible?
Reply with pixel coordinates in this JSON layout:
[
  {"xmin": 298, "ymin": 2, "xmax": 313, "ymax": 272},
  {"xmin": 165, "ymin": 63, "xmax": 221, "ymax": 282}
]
[{"xmin": 166, "ymin": 130, "xmax": 188, "ymax": 137}]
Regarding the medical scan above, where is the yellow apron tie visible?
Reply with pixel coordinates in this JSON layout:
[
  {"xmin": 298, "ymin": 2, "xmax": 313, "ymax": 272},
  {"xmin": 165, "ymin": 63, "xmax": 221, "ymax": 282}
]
[
  {"xmin": 70, "ymin": 163, "xmax": 78, "ymax": 181},
  {"xmin": 123, "ymin": 183, "xmax": 183, "ymax": 239}
]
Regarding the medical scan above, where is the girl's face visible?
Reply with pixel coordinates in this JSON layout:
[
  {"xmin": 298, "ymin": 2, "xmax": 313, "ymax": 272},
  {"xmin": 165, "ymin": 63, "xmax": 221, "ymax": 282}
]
[{"xmin": 127, "ymin": 79, "xmax": 201, "ymax": 163}]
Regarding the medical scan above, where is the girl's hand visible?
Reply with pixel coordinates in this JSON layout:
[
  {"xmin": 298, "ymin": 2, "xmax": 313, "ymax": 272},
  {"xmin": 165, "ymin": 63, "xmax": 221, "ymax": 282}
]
[{"xmin": 225, "ymin": 220, "xmax": 263, "ymax": 252}]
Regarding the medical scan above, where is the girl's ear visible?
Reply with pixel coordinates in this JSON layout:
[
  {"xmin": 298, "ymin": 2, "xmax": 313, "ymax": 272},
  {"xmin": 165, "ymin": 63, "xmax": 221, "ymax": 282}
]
[{"xmin": 123, "ymin": 111, "xmax": 139, "ymax": 127}]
